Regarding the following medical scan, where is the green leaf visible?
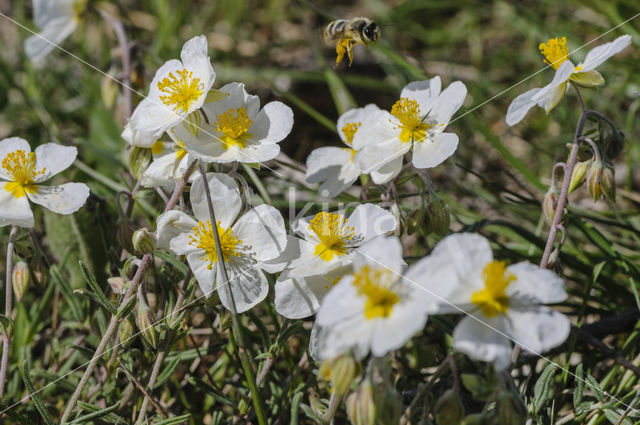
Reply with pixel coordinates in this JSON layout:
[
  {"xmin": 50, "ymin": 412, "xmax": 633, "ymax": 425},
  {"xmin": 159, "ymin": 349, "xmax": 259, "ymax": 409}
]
[
  {"xmin": 603, "ymin": 408, "xmax": 632, "ymax": 425},
  {"xmin": 187, "ymin": 377, "xmax": 234, "ymax": 406},
  {"xmin": 152, "ymin": 413, "xmax": 191, "ymax": 424},
  {"xmin": 79, "ymin": 260, "xmax": 116, "ymax": 313},
  {"xmin": 67, "ymin": 402, "xmax": 120, "ymax": 424},
  {"xmin": 50, "ymin": 265, "xmax": 84, "ymax": 321},
  {"xmin": 573, "ymin": 363, "xmax": 584, "ymax": 407},
  {"xmin": 532, "ymin": 363, "xmax": 556, "ymax": 415},
  {"xmin": 290, "ymin": 391, "xmax": 304, "ymax": 425},
  {"xmin": 21, "ymin": 360, "xmax": 55, "ymax": 425},
  {"xmin": 154, "ymin": 357, "xmax": 181, "ymax": 389},
  {"xmin": 154, "ymin": 250, "xmax": 189, "ymax": 276},
  {"xmin": 585, "ymin": 374, "xmax": 604, "ymax": 402}
]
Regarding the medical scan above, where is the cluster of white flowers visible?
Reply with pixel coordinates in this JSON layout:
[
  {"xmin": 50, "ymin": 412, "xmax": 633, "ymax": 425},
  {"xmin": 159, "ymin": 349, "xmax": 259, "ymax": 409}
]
[{"xmin": 306, "ymin": 76, "xmax": 467, "ymax": 197}]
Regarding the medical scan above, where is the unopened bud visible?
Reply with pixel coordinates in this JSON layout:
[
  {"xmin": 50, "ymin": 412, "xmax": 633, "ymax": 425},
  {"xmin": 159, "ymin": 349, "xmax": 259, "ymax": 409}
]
[
  {"xmin": 347, "ymin": 378, "xmax": 376, "ymax": 425},
  {"xmin": 375, "ymin": 387, "xmax": 402, "ymax": 425},
  {"xmin": 390, "ymin": 203, "xmax": 402, "ymax": 236},
  {"xmin": 329, "ymin": 354, "xmax": 359, "ymax": 397},
  {"xmin": 136, "ymin": 299, "xmax": 157, "ymax": 349},
  {"xmin": 406, "ymin": 209, "xmax": 425, "ymax": 235},
  {"xmin": 118, "ymin": 318, "xmax": 135, "ymax": 348},
  {"xmin": 129, "ymin": 146, "xmax": 152, "ymax": 180},
  {"xmin": 0, "ymin": 314, "xmax": 14, "ymax": 339},
  {"xmin": 12, "ymin": 261, "xmax": 30, "ymax": 302},
  {"xmin": 600, "ymin": 163, "xmax": 616, "ymax": 202},
  {"xmin": 425, "ymin": 198, "xmax": 450, "ymax": 236},
  {"xmin": 542, "ymin": 189, "xmax": 557, "ymax": 223},
  {"xmin": 31, "ymin": 256, "xmax": 49, "ymax": 290},
  {"xmin": 604, "ymin": 129, "xmax": 625, "ymax": 160},
  {"xmin": 496, "ymin": 391, "xmax": 527, "ymax": 425},
  {"xmin": 132, "ymin": 228, "xmax": 156, "ymax": 255},
  {"xmin": 435, "ymin": 389, "xmax": 465, "ymax": 425},
  {"xmin": 568, "ymin": 160, "xmax": 590, "ymax": 194},
  {"xmin": 116, "ymin": 217, "xmax": 136, "ymax": 253},
  {"xmin": 586, "ymin": 161, "xmax": 603, "ymax": 202},
  {"xmin": 108, "ymin": 277, "xmax": 127, "ymax": 295}
]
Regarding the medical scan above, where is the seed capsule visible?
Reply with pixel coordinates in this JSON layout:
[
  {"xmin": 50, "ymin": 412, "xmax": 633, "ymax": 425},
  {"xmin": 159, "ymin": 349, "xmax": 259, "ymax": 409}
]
[
  {"xmin": 132, "ymin": 228, "xmax": 156, "ymax": 255},
  {"xmin": 347, "ymin": 378, "xmax": 376, "ymax": 425},
  {"xmin": 12, "ymin": 261, "xmax": 30, "ymax": 302}
]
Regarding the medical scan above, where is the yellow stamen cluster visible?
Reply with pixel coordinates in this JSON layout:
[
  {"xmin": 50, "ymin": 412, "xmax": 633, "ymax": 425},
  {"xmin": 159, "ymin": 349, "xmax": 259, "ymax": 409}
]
[
  {"xmin": 539, "ymin": 37, "xmax": 570, "ymax": 70},
  {"xmin": 471, "ymin": 261, "xmax": 515, "ymax": 317},
  {"xmin": 341, "ymin": 122, "xmax": 361, "ymax": 145},
  {"xmin": 175, "ymin": 140, "xmax": 188, "ymax": 160},
  {"xmin": 352, "ymin": 265, "xmax": 399, "ymax": 320},
  {"xmin": 390, "ymin": 98, "xmax": 431, "ymax": 143},
  {"xmin": 309, "ymin": 212, "xmax": 355, "ymax": 261},
  {"xmin": 188, "ymin": 220, "xmax": 242, "ymax": 269},
  {"xmin": 150, "ymin": 140, "xmax": 164, "ymax": 155},
  {"xmin": 324, "ymin": 275, "xmax": 342, "ymax": 290},
  {"xmin": 2, "ymin": 150, "xmax": 44, "ymax": 198},
  {"xmin": 215, "ymin": 107, "xmax": 253, "ymax": 149},
  {"xmin": 157, "ymin": 69, "xmax": 203, "ymax": 113}
]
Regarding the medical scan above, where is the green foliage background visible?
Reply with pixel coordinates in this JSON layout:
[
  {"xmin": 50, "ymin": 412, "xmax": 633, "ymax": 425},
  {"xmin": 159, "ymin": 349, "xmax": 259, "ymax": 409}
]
[{"xmin": 0, "ymin": 0, "xmax": 638, "ymax": 424}]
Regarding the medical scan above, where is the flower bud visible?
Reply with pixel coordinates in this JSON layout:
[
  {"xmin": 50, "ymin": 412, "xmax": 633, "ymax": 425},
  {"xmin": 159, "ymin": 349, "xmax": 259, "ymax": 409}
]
[
  {"xmin": 496, "ymin": 391, "xmax": 527, "ymax": 425},
  {"xmin": 347, "ymin": 378, "xmax": 376, "ymax": 425},
  {"xmin": 118, "ymin": 318, "xmax": 135, "ymax": 348},
  {"xmin": 406, "ymin": 209, "xmax": 425, "ymax": 235},
  {"xmin": 116, "ymin": 217, "xmax": 136, "ymax": 253},
  {"xmin": 132, "ymin": 228, "xmax": 156, "ymax": 255},
  {"xmin": 375, "ymin": 387, "xmax": 402, "ymax": 425},
  {"xmin": 425, "ymin": 198, "xmax": 450, "ymax": 236},
  {"xmin": 12, "ymin": 261, "xmax": 30, "ymax": 302},
  {"xmin": 0, "ymin": 314, "xmax": 14, "ymax": 340},
  {"xmin": 542, "ymin": 189, "xmax": 557, "ymax": 223},
  {"xmin": 329, "ymin": 354, "xmax": 359, "ymax": 397},
  {"xmin": 129, "ymin": 146, "xmax": 152, "ymax": 180},
  {"xmin": 600, "ymin": 163, "xmax": 616, "ymax": 202},
  {"xmin": 603, "ymin": 129, "xmax": 625, "ymax": 160},
  {"xmin": 136, "ymin": 299, "xmax": 157, "ymax": 349},
  {"xmin": 586, "ymin": 161, "xmax": 603, "ymax": 202},
  {"xmin": 568, "ymin": 160, "xmax": 590, "ymax": 194},
  {"xmin": 434, "ymin": 389, "xmax": 465, "ymax": 425},
  {"xmin": 108, "ymin": 277, "xmax": 127, "ymax": 295},
  {"xmin": 31, "ymin": 256, "xmax": 49, "ymax": 290}
]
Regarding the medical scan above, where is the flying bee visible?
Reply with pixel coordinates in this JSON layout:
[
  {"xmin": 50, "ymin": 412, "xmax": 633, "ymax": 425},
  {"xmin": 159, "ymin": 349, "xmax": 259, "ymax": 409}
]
[{"xmin": 324, "ymin": 17, "xmax": 380, "ymax": 67}]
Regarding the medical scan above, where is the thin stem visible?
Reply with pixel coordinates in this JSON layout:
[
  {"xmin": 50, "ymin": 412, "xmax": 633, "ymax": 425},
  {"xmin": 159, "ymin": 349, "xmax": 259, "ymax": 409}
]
[
  {"xmin": 135, "ymin": 271, "xmax": 192, "ymax": 424},
  {"xmin": 323, "ymin": 392, "xmax": 342, "ymax": 424},
  {"xmin": 573, "ymin": 83, "xmax": 586, "ymax": 112},
  {"xmin": 0, "ymin": 226, "xmax": 17, "ymax": 398},
  {"xmin": 99, "ymin": 10, "xmax": 132, "ymax": 117},
  {"xmin": 118, "ymin": 360, "xmax": 168, "ymax": 419},
  {"xmin": 197, "ymin": 164, "xmax": 267, "ymax": 425},
  {"xmin": 60, "ymin": 161, "xmax": 196, "ymax": 423}
]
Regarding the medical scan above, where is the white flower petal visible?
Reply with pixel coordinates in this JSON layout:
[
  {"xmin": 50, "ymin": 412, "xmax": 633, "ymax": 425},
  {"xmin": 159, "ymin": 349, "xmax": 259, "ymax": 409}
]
[
  {"xmin": 537, "ymin": 82, "xmax": 567, "ymax": 113},
  {"xmin": 428, "ymin": 81, "xmax": 467, "ymax": 128},
  {"xmin": 369, "ymin": 154, "xmax": 404, "ymax": 184},
  {"xmin": 505, "ymin": 306, "xmax": 570, "ymax": 355},
  {"xmin": 187, "ymin": 251, "xmax": 216, "ymax": 298},
  {"xmin": 203, "ymin": 82, "xmax": 261, "ymax": 119},
  {"xmin": 33, "ymin": 0, "xmax": 76, "ymax": 28},
  {"xmin": 354, "ymin": 140, "xmax": 408, "ymax": 177},
  {"xmin": 348, "ymin": 204, "xmax": 398, "ymax": 244},
  {"xmin": 249, "ymin": 101, "xmax": 294, "ymax": 145},
  {"xmin": 306, "ymin": 147, "xmax": 359, "ymax": 198},
  {"xmin": 140, "ymin": 153, "xmax": 181, "ymax": 189},
  {"xmin": 129, "ymin": 95, "xmax": 181, "ymax": 137},
  {"xmin": 0, "ymin": 189, "xmax": 34, "ymax": 227},
  {"xmin": 337, "ymin": 104, "xmax": 381, "ymax": 143},
  {"xmin": 217, "ymin": 264, "xmax": 269, "ymax": 313},
  {"xmin": 27, "ymin": 183, "xmax": 89, "ymax": 215},
  {"xmin": 33, "ymin": 144, "xmax": 77, "ymax": 182},
  {"xmin": 507, "ymin": 262, "xmax": 567, "ymax": 305},
  {"xmin": 350, "ymin": 109, "xmax": 397, "ymax": 150},
  {"xmin": 411, "ymin": 132, "xmax": 458, "ymax": 169},
  {"xmin": 189, "ymin": 172, "xmax": 241, "ymax": 227},
  {"xmin": 0, "ymin": 137, "xmax": 31, "ymax": 181},
  {"xmin": 156, "ymin": 210, "xmax": 199, "ymax": 255},
  {"xmin": 232, "ymin": 204, "xmax": 287, "ymax": 262},
  {"xmin": 505, "ymin": 88, "xmax": 542, "ymax": 126},
  {"xmin": 453, "ymin": 315, "xmax": 513, "ymax": 371},
  {"xmin": 532, "ymin": 60, "xmax": 575, "ymax": 103},
  {"xmin": 261, "ymin": 235, "xmax": 305, "ymax": 273},
  {"xmin": 578, "ymin": 35, "xmax": 631, "ymax": 72},
  {"xmin": 353, "ymin": 236, "xmax": 404, "ymax": 275},
  {"xmin": 370, "ymin": 297, "xmax": 428, "ymax": 357},
  {"xmin": 24, "ymin": 17, "xmax": 77, "ymax": 64},
  {"xmin": 400, "ymin": 77, "xmax": 442, "ymax": 116},
  {"xmin": 121, "ymin": 122, "xmax": 158, "ymax": 148},
  {"xmin": 180, "ymin": 35, "xmax": 215, "ymax": 94}
]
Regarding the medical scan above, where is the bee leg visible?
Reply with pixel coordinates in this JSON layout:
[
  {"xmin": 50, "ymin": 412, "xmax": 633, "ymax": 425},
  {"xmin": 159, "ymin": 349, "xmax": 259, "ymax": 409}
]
[
  {"xmin": 347, "ymin": 40, "xmax": 356, "ymax": 67},
  {"xmin": 335, "ymin": 39, "xmax": 350, "ymax": 67}
]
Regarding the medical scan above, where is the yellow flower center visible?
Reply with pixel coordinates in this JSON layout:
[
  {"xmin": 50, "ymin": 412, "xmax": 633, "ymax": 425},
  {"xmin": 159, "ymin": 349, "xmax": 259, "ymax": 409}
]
[
  {"xmin": 390, "ymin": 98, "xmax": 431, "ymax": 143},
  {"xmin": 470, "ymin": 261, "xmax": 515, "ymax": 317},
  {"xmin": 308, "ymin": 212, "xmax": 355, "ymax": 261},
  {"xmin": 175, "ymin": 141, "xmax": 187, "ymax": 160},
  {"xmin": 341, "ymin": 148, "xmax": 356, "ymax": 163},
  {"xmin": 539, "ymin": 37, "xmax": 570, "ymax": 70},
  {"xmin": 341, "ymin": 122, "xmax": 361, "ymax": 146},
  {"xmin": 2, "ymin": 150, "xmax": 44, "ymax": 198},
  {"xmin": 188, "ymin": 220, "xmax": 242, "ymax": 269},
  {"xmin": 214, "ymin": 107, "xmax": 253, "ymax": 149},
  {"xmin": 157, "ymin": 69, "xmax": 203, "ymax": 114},
  {"xmin": 150, "ymin": 140, "xmax": 164, "ymax": 155},
  {"xmin": 352, "ymin": 265, "xmax": 400, "ymax": 320}
]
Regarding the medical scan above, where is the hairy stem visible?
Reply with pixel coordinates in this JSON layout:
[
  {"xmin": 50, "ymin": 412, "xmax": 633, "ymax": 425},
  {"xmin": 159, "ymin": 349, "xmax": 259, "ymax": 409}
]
[
  {"xmin": 98, "ymin": 10, "xmax": 133, "ymax": 117},
  {"xmin": 60, "ymin": 161, "xmax": 196, "ymax": 423},
  {"xmin": 197, "ymin": 164, "xmax": 267, "ymax": 425},
  {"xmin": 0, "ymin": 226, "xmax": 17, "ymax": 399}
]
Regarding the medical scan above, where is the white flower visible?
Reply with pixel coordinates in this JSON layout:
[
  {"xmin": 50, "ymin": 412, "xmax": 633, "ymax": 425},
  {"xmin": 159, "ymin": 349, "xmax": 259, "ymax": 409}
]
[
  {"xmin": 0, "ymin": 137, "xmax": 90, "ymax": 228},
  {"xmin": 156, "ymin": 172, "xmax": 286, "ymax": 313},
  {"xmin": 24, "ymin": 0, "xmax": 85, "ymax": 65},
  {"xmin": 121, "ymin": 123, "xmax": 157, "ymax": 149},
  {"xmin": 127, "ymin": 36, "xmax": 215, "ymax": 142},
  {"xmin": 352, "ymin": 76, "xmax": 467, "ymax": 184},
  {"xmin": 140, "ymin": 139, "xmax": 196, "ymax": 190},
  {"xmin": 305, "ymin": 105, "xmax": 378, "ymax": 198},
  {"xmin": 506, "ymin": 35, "xmax": 632, "ymax": 126},
  {"xmin": 171, "ymin": 82, "xmax": 293, "ymax": 164},
  {"xmin": 415, "ymin": 233, "xmax": 570, "ymax": 370},
  {"xmin": 313, "ymin": 236, "xmax": 429, "ymax": 359},
  {"xmin": 269, "ymin": 203, "xmax": 397, "ymax": 319}
]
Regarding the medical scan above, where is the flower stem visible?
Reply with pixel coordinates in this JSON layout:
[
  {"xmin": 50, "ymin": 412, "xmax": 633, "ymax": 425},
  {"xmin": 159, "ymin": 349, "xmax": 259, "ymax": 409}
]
[
  {"xmin": 197, "ymin": 163, "xmax": 267, "ymax": 425},
  {"xmin": 0, "ymin": 226, "xmax": 17, "ymax": 399},
  {"xmin": 60, "ymin": 161, "xmax": 197, "ymax": 423}
]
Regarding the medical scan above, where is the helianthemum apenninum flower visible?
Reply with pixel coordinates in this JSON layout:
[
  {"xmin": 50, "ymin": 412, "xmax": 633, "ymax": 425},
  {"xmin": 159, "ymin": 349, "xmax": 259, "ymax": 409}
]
[
  {"xmin": 506, "ymin": 35, "xmax": 631, "ymax": 126},
  {"xmin": 24, "ymin": 0, "xmax": 86, "ymax": 64},
  {"xmin": 125, "ymin": 35, "xmax": 216, "ymax": 145},
  {"xmin": 352, "ymin": 76, "xmax": 467, "ymax": 184},
  {"xmin": 313, "ymin": 236, "xmax": 431, "ymax": 359},
  {"xmin": 139, "ymin": 138, "xmax": 197, "ymax": 190},
  {"xmin": 416, "ymin": 233, "xmax": 571, "ymax": 370},
  {"xmin": 156, "ymin": 173, "xmax": 287, "ymax": 312},
  {"xmin": 0, "ymin": 137, "xmax": 90, "ymax": 227},
  {"xmin": 267, "ymin": 204, "xmax": 397, "ymax": 319},
  {"xmin": 171, "ymin": 82, "xmax": 294, "ymax": 164},
  {"xmin": 305, "ymin": 104, "xmax": 378, "ymax": 198}
]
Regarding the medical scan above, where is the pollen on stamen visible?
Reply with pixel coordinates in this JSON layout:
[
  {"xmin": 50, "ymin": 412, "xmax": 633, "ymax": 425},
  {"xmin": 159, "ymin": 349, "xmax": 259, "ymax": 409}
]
[
  {"xmin": 341, "ymin": 122, "xmax": 361, "ymax": 145},
  {"xmin": 188, "ymin": 220, "xmax": 242, "ymax": 269},
  {"xmin": 308, "ymin": 212, "xmax": 355, "ymax": 261},
  {"xmin": 2, "ymin": 150, "xmax": 45, "ymax": 198},
  {"xmin": 539, "ymin": 37, "xmax": 570, "ymax": 70},
  {"xmin": 157, "ymin": 69, "xmax": 203, "ymax": 114},
  {"xmin": 214, "ymin": 108, "xmax": 253, "ymax": 149},
  {"xmin": 390, "ymin": 98, "xmax": 431, "ymax": 143}
]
